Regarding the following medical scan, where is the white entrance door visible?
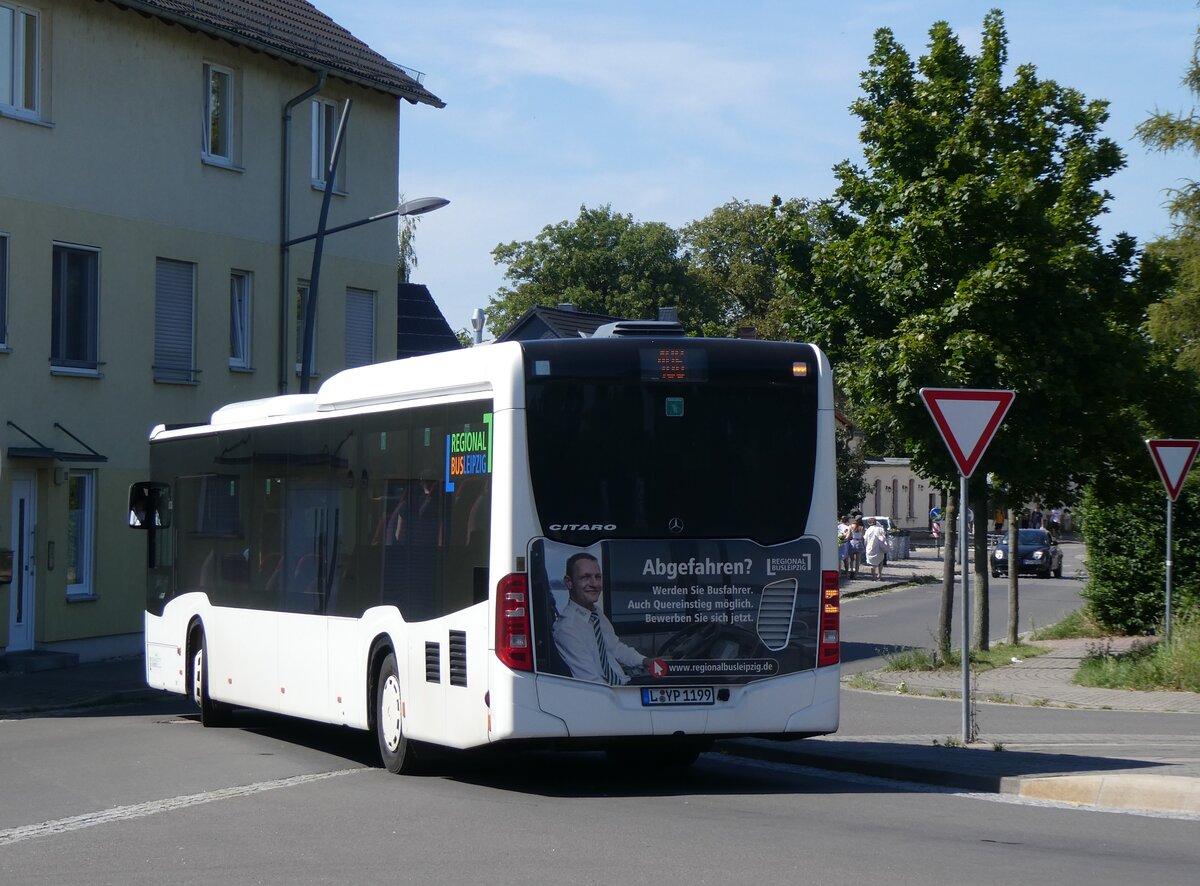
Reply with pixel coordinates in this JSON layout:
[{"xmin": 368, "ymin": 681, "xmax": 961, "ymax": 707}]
[{"xmin": 8, "ymin": 474, "xmax": 36, "ymax": 652}]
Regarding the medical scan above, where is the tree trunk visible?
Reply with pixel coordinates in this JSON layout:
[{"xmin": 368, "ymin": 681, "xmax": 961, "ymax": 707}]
[
  {"xmin": 1006, "ymin": 507, "xmax": 1020, "ymax": 645},
  {"xmin": 972, "ymin": 484, "xmax": 990, "ymax": 651},
  {"xmin": 937, "ymin": 493, "xmax": 956, "ymax": 658}
]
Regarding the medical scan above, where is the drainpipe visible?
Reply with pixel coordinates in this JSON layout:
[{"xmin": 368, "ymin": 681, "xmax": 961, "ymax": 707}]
[{"xmin": 280, "ymin": 72, "xmax": 327, "ymax": 394}]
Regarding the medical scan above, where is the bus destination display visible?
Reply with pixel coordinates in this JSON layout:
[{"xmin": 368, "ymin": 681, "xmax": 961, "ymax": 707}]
[{"xmin": 640, "ymin": 347, "xmax": 707, "ymax": 382}]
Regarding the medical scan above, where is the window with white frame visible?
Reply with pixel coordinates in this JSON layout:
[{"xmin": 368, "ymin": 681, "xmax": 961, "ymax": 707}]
[
  {"xmin": 203, "ymin": 62, "xmax": 234, "ymax": 163},
  {"xmin": 295, "ymin": 279, "xmax": 315, "ymax": 376},
  {"xmin": 311, "ymin": 98, "xmax": 346, "ymax": 189},
  {"xmin": 344, "ymin": 287, "xmax": 375, "ymax": 369},
  {"xmin": 66, "ymin": 469, "xmax": 96, "ymax": 599},
  {"xmin": 229, "ymin": 269, "xmax": 251, "ymax": 369},
  {"xmin": 51, "ymin": 244, "xmax": 99, "ymax": 371},
  {"xmin": 154, "ymin": 258, "xmax": 196, "ymax": 383},
  {"xmin": 0, "ymin": 233, "xmax": 8, "ymax": 348},
  {"xmin": 1, "ymin": 3, "xmax": 39, "ymax": 116}
]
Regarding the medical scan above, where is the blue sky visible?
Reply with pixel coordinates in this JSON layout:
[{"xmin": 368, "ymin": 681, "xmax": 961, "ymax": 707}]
[{"xmin": 314, "ymin": 1, "xmax": 1200, "ymax": 335}]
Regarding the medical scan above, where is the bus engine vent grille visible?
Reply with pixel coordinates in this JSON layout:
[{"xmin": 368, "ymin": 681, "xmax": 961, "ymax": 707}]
[
  {"xmin": 756, "ymin": 579, "xmax": 798, "ymax": 651},
  {"xmin": 449, "ymin": 630, "xmax": 468, "ymax": 687},
  {"xmin": 425, "ymin": 642, "xmax": 441, "ymax": 683}
]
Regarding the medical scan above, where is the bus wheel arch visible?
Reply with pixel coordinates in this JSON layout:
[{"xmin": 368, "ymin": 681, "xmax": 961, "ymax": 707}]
[
  {"xmin": 370, "ymin": 644, "xmax": 420, "ymax": 774},
  {"xmin": 187, "ymin": 618, "xmax": 231, "ymax": 728}
]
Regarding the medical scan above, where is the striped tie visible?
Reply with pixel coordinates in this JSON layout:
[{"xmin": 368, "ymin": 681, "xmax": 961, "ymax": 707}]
[{"xmin": 590, "ymin": 610, "xmax": 619, "ymax": 685}]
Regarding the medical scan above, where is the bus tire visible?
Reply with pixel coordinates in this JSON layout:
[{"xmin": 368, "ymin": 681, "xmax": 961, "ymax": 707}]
[
  {"xmin": 192, "ymin": 634, "xmax": 231, "ymax": 728},
  {"xmin": 374, "ymin": 652, "xmax": 419, "ymax": 774}
]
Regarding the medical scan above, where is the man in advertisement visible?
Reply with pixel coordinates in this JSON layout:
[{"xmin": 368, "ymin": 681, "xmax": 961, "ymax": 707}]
[{"xmin": 553, "ymin": 553, "xmax": 649, "ymax": 684}]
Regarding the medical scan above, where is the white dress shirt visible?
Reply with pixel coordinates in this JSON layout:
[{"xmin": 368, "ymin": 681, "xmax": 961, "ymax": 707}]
[{"xmin": 552, "ymin": 598, "xmax": 644, "ymax": 684}]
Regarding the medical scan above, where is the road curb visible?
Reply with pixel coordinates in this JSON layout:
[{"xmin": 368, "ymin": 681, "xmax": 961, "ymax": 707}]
[
  {"xmin": 718, "ymin": 738, "xmax": 1200, "ymax": 814},
  {"xmin": 718, "ymin": 738, "xmax": 1009, "ymax": 792},
  {"xmin": 1013, "ymin": 773, "xmax": 1200, "ymax": 813}
]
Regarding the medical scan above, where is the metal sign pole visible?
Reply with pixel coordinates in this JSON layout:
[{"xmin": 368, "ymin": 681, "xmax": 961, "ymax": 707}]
[
  {"xmin": 1166, "ymin": 496, "xmax": 1174, "ymax": 643},
  {"xmin": 960, "ymin": 473, "xmax": 971, "ymax": 744}
]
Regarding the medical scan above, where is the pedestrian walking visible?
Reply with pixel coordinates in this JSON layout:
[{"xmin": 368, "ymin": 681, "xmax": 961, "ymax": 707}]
[
  {"xmin": 1029, "ymin": 505, "xmax": 1043, "ymax": 529},
  {"xmin": 847, "ymin": 518, "xmax": 865, "ymax": 578},
  {"xmin": 864, "ymin": 518, "xmax": 888, "ymax": 581}
]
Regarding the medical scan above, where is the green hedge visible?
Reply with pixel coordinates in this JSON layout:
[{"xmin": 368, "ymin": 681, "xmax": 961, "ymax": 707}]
[{"xmin": 1079, "ymin": 479, "xmax": 1199, "ymax": 634}]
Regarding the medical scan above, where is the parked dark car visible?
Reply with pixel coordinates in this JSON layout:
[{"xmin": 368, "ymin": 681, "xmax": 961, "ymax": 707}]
[{"xmin": 991, "ymin": 528, "xmax": 1063, "ymax": 578}]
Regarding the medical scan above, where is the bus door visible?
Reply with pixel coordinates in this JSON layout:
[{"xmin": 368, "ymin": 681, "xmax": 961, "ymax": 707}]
[{"xmin": 276, "ymin": 479, "xmax": 337, "ymax": 721}]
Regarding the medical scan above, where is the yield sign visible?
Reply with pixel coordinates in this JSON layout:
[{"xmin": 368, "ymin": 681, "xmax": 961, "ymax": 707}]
[
  {"xmin": 1146, "ymin": 439, "xmax": 1200, "ymax": 501},
  {"xmin": 920, "ymin": 388, "xmax": 1015, "ymax": 478}
]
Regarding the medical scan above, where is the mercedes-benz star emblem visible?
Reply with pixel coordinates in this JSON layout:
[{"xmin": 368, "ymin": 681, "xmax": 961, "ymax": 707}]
[{"xmin": 668, "ymin": 517, "xmax": 684, "ymax": 533}]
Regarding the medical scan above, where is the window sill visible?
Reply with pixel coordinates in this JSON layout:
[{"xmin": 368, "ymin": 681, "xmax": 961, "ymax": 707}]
[
  {"xmin": 66, "ymin": 593, "xmax": 97, "ymax": 604},
  {"xmin": 154, "ymin": 376, "xmax": 201, "ymax": 386},
  {"xmin": 229, "ymin": 364, "xmax": 255, "ymax": 374},
  {"xmin": 310, "ymin": 181, "xmax": 348, "ymax": 197},
  {"xmin": 201, "ymin": 154, "xmax": 244, "ymax": 173},
  {"xmin": 0, "ymin": 106, "xmax": 53, "ymax": 128},
  {"xmin": 51, "ymin": 366, "xmax": 102, "ymax": 379}
]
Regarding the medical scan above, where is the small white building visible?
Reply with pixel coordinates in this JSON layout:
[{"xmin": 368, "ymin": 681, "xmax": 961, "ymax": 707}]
[{"xmin": 857, "ymin": 457, "xmax": 941, "ymax": 531}]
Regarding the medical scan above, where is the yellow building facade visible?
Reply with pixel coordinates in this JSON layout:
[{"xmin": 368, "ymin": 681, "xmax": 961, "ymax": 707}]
[{"xmin": 0, "ymin": 0, "xmax": 442, "ymax": 660}]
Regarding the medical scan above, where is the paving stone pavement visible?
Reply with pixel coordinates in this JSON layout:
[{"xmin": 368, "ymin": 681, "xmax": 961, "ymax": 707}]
[{"xmin": 866, "ymin": 637, "xmax": 1200, "ymax": 714}]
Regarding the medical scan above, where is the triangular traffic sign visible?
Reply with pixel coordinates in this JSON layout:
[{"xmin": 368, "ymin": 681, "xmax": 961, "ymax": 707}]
[
  {"xmin": 920, "ymin": 388, "xmax": 1015, "ymax": 478},
  {"xmin": 1146, "ymin": 439, "xmax": 1200, "ymax": 502}
]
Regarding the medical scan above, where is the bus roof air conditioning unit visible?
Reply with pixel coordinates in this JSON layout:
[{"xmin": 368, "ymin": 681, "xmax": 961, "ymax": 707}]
[{"xmin": 591, "ymin": 320, "xmax": 685, "ymax": 338}]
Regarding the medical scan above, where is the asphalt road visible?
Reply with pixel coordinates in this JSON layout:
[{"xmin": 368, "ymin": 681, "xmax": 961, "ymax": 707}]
[
  {"xmin": 841, "ymin": 542, "xmax": 1088, "ymax": 674},
  {"xmin": 3, "ymin": 702, "xmax": 1198, "ymax": 885}
]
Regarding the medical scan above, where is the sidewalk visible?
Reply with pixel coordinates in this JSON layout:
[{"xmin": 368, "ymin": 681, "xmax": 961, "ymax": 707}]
[
  {"xmin": 0, "ymin": 655, "xmax": 161, "ymax": 716},
  {"xmin": 809, "ymin": 542, "xmax": 1200, "ymax": 813},
  {"xmin": 838, "ymin": 539, "xmax": 951, "ymax": 599}
]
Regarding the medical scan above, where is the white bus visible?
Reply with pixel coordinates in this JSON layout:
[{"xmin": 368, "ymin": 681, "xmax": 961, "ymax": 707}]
[{"xmin": 130, "ymin": 323, "xmax": 840, "ymax": 773}]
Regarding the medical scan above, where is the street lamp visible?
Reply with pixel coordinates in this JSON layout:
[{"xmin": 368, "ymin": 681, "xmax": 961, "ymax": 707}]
[
  {"xmin": 281, "ymin": 196, "xmax": 450, "ymax": 248},
  {"xmin": 284, "ymin": 93, "xmax": 449, "ymax": 394}
]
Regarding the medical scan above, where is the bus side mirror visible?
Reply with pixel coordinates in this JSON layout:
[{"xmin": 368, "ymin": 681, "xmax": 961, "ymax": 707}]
[{"xmin": 128, "ymin": 482, "xmax": 172, "ymax": 529}]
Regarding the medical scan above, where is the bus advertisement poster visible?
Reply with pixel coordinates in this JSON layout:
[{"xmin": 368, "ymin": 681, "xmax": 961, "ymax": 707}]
[{"xmin": 530, "ymin": 537, "xmax": 822, "ymax": 685}]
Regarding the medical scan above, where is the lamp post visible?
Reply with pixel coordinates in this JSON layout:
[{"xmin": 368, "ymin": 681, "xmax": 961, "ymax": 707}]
[{"xmin": 283, "ymin": 97, "xmax": 449, "ymax": 393}]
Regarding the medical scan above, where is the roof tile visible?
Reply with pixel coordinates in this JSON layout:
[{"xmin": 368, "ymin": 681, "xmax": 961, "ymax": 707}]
[{"xmin": 112, "ymin": 0, "xmax": 444, "ymax": 106}]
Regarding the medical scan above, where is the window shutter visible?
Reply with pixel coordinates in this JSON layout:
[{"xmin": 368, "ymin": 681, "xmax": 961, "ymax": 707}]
[
  {"xmin": 344, "ymin": 288, "xmax": 375, "ymax": 369},
  {"xmin": 155, "ymin": 259, "xmax": 195, "ymax": 382}
]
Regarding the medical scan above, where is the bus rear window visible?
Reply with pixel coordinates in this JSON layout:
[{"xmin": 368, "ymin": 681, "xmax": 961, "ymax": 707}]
[{"xmin": 523, "ymin": 340, "xmax": 819, "ymax": 545}]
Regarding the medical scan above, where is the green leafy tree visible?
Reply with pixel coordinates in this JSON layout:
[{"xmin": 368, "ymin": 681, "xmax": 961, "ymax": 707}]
[
  {"xmin": 777, "ymin": 10, "xmax": 1179, "ymax": 650},
  {"xmin": 487, "ymin": 205, "xmax": 714, "ymax": 336},
  {"xmin": 681, "ymin": 199, "xmax": 804, "ymax": 338},
  {"xmin": 397, "ymin": 195, "xmax": 420, "ymax": 283},
  {"xmin": 1080, "ymin": 476, "xmax": 1199, "ymax": 633},
  {"xmin": 1137, "ymin": 23, "xmax": 1200, "ymax": 375},
  {"xmin": 835, "ymin": 427, "xmax": 872, "ymax": 518}
]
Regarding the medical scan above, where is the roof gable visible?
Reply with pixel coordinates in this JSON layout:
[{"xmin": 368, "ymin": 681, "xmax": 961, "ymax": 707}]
[
  {"xmin": 497, "ymin": 305, "xmax": 626, "ymax": 341},
  {"xmin": 110, "ymin": 0, "xmax": 444, "ymax": 107},
  {"xmin": 397, "ymin": 283, "xmax": 461, "ymax": 359}
]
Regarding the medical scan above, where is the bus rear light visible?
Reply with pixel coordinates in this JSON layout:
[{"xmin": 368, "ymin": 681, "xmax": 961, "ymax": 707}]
[
  {"xmin": 818, "ymin": 570, "xmax": 840, "ymax": 667},
  {"xmin": 496, "ymin": 573, "xmax": 533, "ymax": 672}
]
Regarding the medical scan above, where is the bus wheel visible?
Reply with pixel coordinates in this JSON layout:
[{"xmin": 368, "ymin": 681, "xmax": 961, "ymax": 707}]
[
  {"xmin": 192, "ymin": 635, "xmax": 230, "ymax": 728},
  {"xmin": 375, "ymin": 652, "xmax": 419, "ymax": 774}
]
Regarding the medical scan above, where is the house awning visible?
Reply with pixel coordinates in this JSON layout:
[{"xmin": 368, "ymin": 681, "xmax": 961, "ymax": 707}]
[{"xmin": 6, "ymin": 422, "xmax": 108, "ymax": 463}]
